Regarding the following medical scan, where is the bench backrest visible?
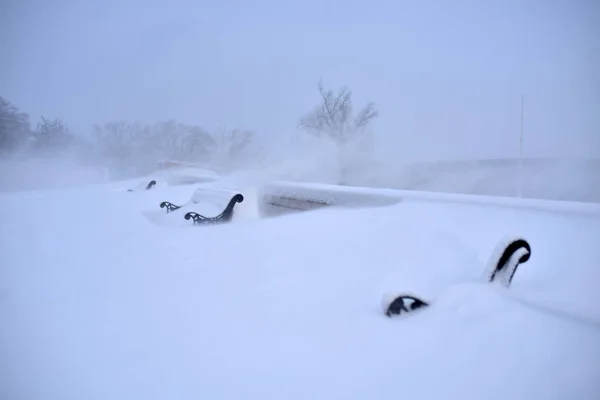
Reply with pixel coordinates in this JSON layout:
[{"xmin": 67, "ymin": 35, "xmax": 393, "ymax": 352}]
[{"xmin": 189, "ymin": 187, "xmax": 242, "ymax": 218}]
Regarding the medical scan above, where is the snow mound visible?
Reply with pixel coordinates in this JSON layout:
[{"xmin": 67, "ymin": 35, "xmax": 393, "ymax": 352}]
[{"xmin": 1, "ymin": 181, "xmax": 600, "ymax": 400}]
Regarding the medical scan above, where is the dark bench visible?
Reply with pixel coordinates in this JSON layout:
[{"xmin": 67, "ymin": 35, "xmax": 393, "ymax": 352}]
[
  {"xmin": 485, "ymin": 237, "xmax": 531, "ymax": 287},
  {"xmin": 382, "ymin": 237, "xmax": 532, "ymax": 318},
  {"xmin": 185, "ymin": 193, "xmax": 244, "ymax": 224},
  {"xmin": 159, "ymin": 187, "xmax": 244, "ymax": 225},
  {"xmin": 159, "ymin": 201, "xmax": 181, "ymax": 213},
  {"xmin": 128, "ymin": 180, "xmax": 157, "ymax": 192}
]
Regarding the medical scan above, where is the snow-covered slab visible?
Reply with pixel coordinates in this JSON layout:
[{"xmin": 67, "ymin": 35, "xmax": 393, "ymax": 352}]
[
  {"xmin": 188, "ymin": 186, "xmax": 244, "ymax": 217},
  {"xmin": 155, "ymin": 160, "xmax": 221, "ymax": 185},
  {"xmin": 154, "ymin": 167, "xmax": 220, "ymax": 186},
  {"xmin": 258, "ymin": 181, "xmax": 403, "ymax": 217},
  {"xmin": 114, "ymin": 164, "xmax": 220, "ymax": 193},
  {"xmin": 260, "ymin": 180, "xmax": 600, "ymax": 217}
]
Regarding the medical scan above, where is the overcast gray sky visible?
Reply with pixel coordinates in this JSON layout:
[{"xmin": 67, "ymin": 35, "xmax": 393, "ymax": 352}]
[{"xmin": 1, "ymin": 0, "xmax": 598, "ymax": 161}]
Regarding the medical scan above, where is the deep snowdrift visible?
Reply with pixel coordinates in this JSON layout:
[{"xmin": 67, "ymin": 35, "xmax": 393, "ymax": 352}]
[{"xmin": 1, "ymin": 182, "xmax": 599, "ymax": 400}]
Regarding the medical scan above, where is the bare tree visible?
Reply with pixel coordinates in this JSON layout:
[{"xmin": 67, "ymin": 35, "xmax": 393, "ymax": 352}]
[
  {"xmin": 89, "ymin": 120, "xmax": 217, "ymax": 178},
  {"xmin": 91, "ymin": 121, "xmax": 138, "ymax": 160},
  {"xmin": 182, "ymin": 125, "xmax": 216, "ymax": 160},
  {"xmin": 208, "ymin": 127, "xmax": 265, "ymax": 171},
  {"xmin": 298, "ymin": 79, "xmax": 379, "ymax": 184},
  {"xmin": 211, "ymin": 128, "xmax": 254, "ymax": 158},
  {"xmin": 148, "ymin": 120, "xmax": 214, "ymax": 162},
  {"xmin": 33, "ymin": 117, "xmax": 75, "ymax": 151},
  {"xmin": 0, "ymin": 96, "xmax": 31, "ymax": 154},
  {"xmin": 298, "ymin": 79, "xmax": 378, "ymax": 145}
]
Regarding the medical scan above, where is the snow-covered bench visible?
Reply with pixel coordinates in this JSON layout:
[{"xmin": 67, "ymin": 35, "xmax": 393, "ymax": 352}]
[
  {"xmin": 128, "ymin": 180, "xmax": 157, "ymax": 192},
  {"xmin": 382, "ymin": 236, "xmax": 532, "ymax": 318},
  {"xmin": 159, "ymin": 200, "xmax": 182, "ymax": 213},
  {"xmin": 159, "ymin": 187, "xmax": 244, "ymax": 225}
]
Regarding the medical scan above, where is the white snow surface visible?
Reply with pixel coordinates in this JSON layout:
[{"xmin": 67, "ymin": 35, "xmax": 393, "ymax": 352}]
[{"xmin": 1, "ymin": 179, "xmax": 600, "ymax": 400}]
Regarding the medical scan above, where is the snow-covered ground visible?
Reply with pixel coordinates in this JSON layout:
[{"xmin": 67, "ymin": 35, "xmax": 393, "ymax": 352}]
[{"xmin": 1, "ymin": 178, "xmax": 600, "ymax": 400}]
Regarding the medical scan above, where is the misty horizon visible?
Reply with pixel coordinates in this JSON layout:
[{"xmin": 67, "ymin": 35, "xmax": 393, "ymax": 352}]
[{"xmin": 2, "ymin": 0, "xmax": 599, "ymax": 162}]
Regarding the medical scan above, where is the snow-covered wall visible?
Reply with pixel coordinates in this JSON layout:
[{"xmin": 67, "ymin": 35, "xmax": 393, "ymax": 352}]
[
  {"xmin": 383, "ymin": 158, "xmax": 600, "ymax": 203},
  {"xmin": 267, "ymin": 158, "xmax": 600, "ymax": 204},
  {"xmin": 258, "ymin": 180, "xmax": 600, "ymax": 219}
]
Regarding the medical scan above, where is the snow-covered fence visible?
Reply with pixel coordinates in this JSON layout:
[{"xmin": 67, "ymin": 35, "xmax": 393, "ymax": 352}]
[{"xmin": 258, "ymin": 181, "xmax": 600, "ymax": 218}]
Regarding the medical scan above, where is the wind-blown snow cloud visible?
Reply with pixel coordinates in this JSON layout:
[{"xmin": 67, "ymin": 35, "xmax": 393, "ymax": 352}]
[{"xmin": 1, "ymin": 0, "xmax": 598, "ymax": 162}]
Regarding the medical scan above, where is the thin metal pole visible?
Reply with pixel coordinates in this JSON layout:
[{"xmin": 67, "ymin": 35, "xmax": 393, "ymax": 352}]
[{"xmin": 518, "ymin": 95, "xmax": 524, "ymax": 198}]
